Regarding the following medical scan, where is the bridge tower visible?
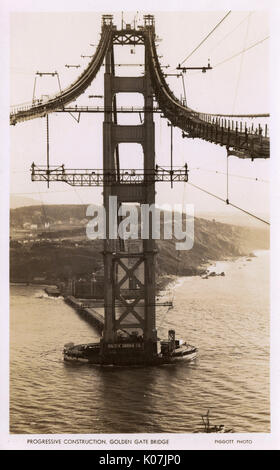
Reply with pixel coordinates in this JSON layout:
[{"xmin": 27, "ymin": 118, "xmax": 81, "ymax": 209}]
[
  {"xmin": 28, "ymin": 14, "xmax": 193, "ymax": 364},
  {"xmin": 101, "ymin": 14, "xmax": 159, "ymax": 360}
]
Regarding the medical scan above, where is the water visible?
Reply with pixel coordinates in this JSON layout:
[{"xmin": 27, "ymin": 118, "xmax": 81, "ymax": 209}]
[{"xmin": 10, "ymin": 251, "xmax": 270, "ymax": 434}]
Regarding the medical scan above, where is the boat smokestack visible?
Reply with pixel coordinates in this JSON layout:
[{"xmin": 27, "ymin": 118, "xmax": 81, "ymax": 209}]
[{"xmin": 168, "ymin": 329, "xmax": 176, "ymax": 351}]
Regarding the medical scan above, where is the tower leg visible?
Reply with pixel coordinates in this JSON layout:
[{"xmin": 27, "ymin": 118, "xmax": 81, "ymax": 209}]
[{"xmin": 101, "ymin": 31, "xmax": 158, "ymax": 363}]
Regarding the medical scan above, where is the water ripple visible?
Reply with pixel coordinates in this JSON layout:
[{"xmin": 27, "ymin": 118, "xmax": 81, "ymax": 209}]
[{"xmin": 10, "ymin": 252, "xmax": 270, "ymax": 434}]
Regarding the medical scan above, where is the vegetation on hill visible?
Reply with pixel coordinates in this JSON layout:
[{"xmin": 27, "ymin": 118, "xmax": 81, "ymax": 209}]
[{"xmin": 10, "ymin": 204, "xmax": 269, "ymax": 285}]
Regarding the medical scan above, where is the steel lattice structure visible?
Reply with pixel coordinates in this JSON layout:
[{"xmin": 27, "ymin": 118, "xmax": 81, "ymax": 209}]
[{"xmin": 10, "ymin": 15, "xmax": 269, "ymax": 160}]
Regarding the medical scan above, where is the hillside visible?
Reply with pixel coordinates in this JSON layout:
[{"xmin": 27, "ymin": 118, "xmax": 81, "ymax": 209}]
[
  {"xmin": 10, "ymin": 195, "xmax": 41, "ymax": 210},
  {"xmin": 10, "ymin": 204, "xmax": 269, "ymax": 284}
]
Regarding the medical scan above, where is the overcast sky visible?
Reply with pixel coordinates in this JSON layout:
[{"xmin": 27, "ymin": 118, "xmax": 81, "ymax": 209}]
[{"xmin": 8, "ymin": 8, "xmax": 271, "ymax": 223}]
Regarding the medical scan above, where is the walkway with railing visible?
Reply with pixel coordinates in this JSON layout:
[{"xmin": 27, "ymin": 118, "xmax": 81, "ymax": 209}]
[{"xmin": 10, "ymin": 19, "xmax": 270, "ymax": 159}]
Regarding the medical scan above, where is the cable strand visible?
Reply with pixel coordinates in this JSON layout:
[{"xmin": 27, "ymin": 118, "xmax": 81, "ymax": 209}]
[
  {"xmin": 214, "ymin": 35, "xmax": 269, "ymax": 68},
  {"xmin": 187, "ymin": 181, "xmax": 270, "ymax": 225},
  {"xmin": 180, "ymin": 11, "xmax": 232, "ymax": 65}
]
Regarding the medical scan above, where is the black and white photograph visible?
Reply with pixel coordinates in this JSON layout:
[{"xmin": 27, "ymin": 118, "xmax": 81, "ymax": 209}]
[{"xmin": 1, "ymin": 0, "xmax": 280, "ymax": 452}]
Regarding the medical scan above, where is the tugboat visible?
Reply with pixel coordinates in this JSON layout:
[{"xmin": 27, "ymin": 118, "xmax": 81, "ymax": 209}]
[
  {"xmin": 63, "ymin": 329, "xmax": 197, "ymax": 366},
  {"xmin": 159, "ymin": 329, "xmax": 197, "ymax": 362}
]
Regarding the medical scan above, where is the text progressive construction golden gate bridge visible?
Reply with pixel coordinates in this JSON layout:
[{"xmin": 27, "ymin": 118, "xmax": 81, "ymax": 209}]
[{"xmin": 10, "ymin": 14, "xmax": 270, "ymax": 364}]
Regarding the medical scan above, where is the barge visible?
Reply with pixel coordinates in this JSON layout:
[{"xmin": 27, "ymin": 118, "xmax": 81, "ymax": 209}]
[{"xmin": 63, "ymin": 329, "xmax": 198, "ymax": 366}]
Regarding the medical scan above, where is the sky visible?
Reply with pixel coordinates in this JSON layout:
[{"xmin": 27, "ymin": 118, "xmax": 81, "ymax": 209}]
[{"xmin": 8, "ymin": 9, "xmax": 271, "ymax": 224}]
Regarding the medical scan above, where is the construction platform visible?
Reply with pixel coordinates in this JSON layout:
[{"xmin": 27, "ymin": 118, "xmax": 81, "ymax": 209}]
[
  {"xmin": 63, "ymin": 334, "xmax": 198, "ymax": 366},
  {"xmin": 63, "ymin": 299, "xmax": 198, "ymax": 367}
]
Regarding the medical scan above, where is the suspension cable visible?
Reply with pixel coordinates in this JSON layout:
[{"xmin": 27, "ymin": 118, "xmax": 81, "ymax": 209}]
[
  {"xmin": 190, "ymin": 167, "xmax": 269, "ymax": 183},
  {"xmin": 196, "ymin": 113, "xmax": 269, "ymax": 118},
  {"xmin": 232, "ymin": 13, "xmax": 251, "ymax": 113},
  {"xmin": 208, "ymin": 12, "xmax": 253, "ymax": 55},
  {"xmin": 158, "ymin": 187, "xmax": 187, "ymax": 330},
  {"xmin": 187, "ymin": 181, "xmax": 270, "ymax": 225},
  {"xmin": 180, "ymin": 11, "xmax": 232, "ymax": 65},
  {"xmin": 226, "ymin": 155, "xmax": 229, "ymax": 204},
  {"xmin": 214, "ymin": 35, "xmax": 269, "ymax": 68},
  {"xmin": 36, "ymin": 190, "xmax": 51, "ymax": 233},
  {"xmin": 158, "ymin": 146, "xmax": 188, "ymax": 330}
]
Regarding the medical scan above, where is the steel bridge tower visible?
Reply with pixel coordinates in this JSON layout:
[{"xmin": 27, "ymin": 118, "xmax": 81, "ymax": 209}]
[
  {"xmin": 101, "ymin": 14, "xmax": 158, "ymax": 358},
  {"xmin": 29, "ymin": 14, "xmax": 191, "ymax": 364}
]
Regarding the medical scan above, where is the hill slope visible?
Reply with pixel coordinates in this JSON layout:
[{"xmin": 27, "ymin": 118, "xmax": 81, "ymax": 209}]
[{"xmin": 10, "ymin": 204, "xmax": 269, "ymax": 284}]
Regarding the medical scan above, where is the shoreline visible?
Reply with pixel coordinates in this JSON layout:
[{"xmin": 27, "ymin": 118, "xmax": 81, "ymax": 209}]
[
  {"xmin": 10, "ymin": 251, "xmax": 267, "ymax": 292},
  {"xmin": 157, "ymin": 251, "xmax": 266, "ymax": 293}
]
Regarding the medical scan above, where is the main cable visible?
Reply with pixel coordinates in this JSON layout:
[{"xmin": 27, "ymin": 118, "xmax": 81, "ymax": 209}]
[
  {"xmin": 214, "ymin": 35, "xmax": 269, "ymax": 68},
  {"xmin": 208, "ymin": 12, "xmax": 253, "ymax": 55},
  {"xmin": 180, "ymin": 11, "xmax": 232, "ymax": 65},
  {"xmin": 190, "ymin": 167, "xmax": 269, "ymax": 183},
  {"xmin": 187, "ymin": 181, "xmax": 270, "ymax": 225},
  {"xmin": 232, "ymin": 13, "xmax": 251, "ymax": 113}
]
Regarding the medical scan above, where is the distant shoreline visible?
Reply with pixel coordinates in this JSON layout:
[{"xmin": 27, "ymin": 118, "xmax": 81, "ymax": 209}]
[
  {"xmin": 10, "ymin": 281, "xmax": 57, "ymax": 287},
  {"xmin": 9, "ymin": 253, "xmax": 258, "ymax": 292}
]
